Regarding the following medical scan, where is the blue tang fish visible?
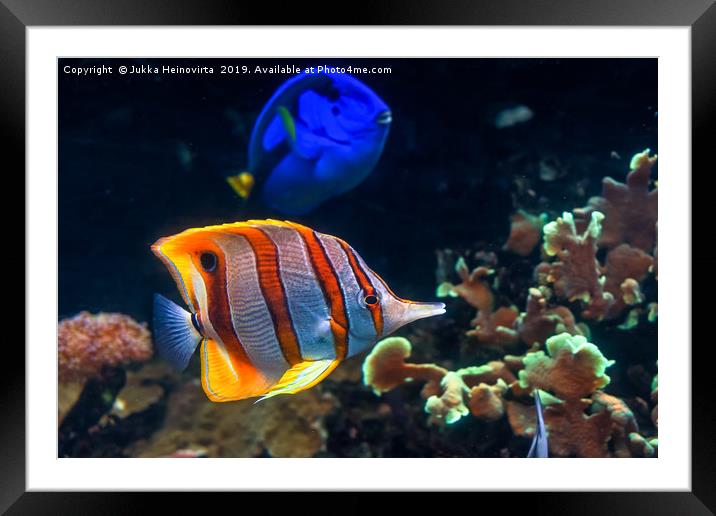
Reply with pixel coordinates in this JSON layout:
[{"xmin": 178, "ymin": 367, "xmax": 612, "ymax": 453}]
[{"xmin": 227, "ymin": 73, "xmax": 392, "ymax": 215}]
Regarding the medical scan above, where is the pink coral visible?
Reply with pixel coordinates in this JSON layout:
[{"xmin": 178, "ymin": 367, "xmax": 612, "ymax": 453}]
[
  {"xmin": 537, "ymin": 211, "xmax": 614, "ymax": 320},
  {"xmin": 516, "ymin": 288, "xmax": 582, "ymax": 346},
  {"xmin": 362, "ymin": 337, "xmax": 447, "ymax": 397},
  {"xmin": 424, "ymin": 372, "xmax": 470, "ymax": 424},
  {"xmin": 438, "ymin": 257, "xmax": 521, "ymax": 348},
  {"xmin": 602, "ymin": 244, "xmax": 653, "ymax": 318},
  {"xmin": 467, "ymin": 306, "xmax": 520, "ymax": 348},
  {"xmin": 575, "ymin": 149, "xmax": 658, "ymax": 251},
  {"xmin": 438, "ymin": 258, "xmax": 494, "ymax": 312},
  {"xmin": 58, "ymin": 311, "xmax": 153, "ymax": 382},
  {"xmin": 363, "ymin": 337, "xmax": 520, "ymax": 425},
  {"xmin": 542, "ymin": 400, "xmax": 613, "ymax": 457},
  {"xmin": 468, "ymin": 380, "xmax": 507, "ymax": 421},
  {"xmin": 503, "ymin": 210, "xmax": 546, "ymax": 256},
  {"xmin": 518, "ymin": 333, "xmax": 614, "ymax": 401}
]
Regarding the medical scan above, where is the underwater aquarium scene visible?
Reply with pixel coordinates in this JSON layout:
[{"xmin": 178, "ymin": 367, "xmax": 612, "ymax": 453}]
[{"xmin": 58, "ymin": 58, "xmax": 658, "ymax": 458}]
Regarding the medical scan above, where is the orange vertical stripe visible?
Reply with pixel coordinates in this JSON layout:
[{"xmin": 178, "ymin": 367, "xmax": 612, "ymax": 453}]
[
  {"xmin": 188, "ymin": 237, "xmax": 264, "ymax": 388},
  {"xmin": 336, "ymin": 239, "xmax": 384, "ymax": 337},
  {"xmin": 233, "ymin": 227, "xmax": 303, "ymax": 366},
  {"xmin": 288, "ymin": 223, "xmax": 350, "ymax": 360}
]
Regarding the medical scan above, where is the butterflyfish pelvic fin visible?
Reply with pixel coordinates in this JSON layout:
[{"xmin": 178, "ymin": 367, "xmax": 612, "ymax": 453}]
[
  {"xmin": 153, "ymin": 293, "xmax": 202, "ymax": 371},
  {"xmin": 255, "ymin": 359, "xmax": 340, "ymax": 403},
  {"xmin": 226, "ymin": 172, "xmax": 255, "ymax": 200}
]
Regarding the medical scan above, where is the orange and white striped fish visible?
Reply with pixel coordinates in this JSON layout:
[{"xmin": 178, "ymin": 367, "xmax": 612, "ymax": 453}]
[{"xmin": 151, "ymin": 219, "xmax": 445, "ymax": 402}]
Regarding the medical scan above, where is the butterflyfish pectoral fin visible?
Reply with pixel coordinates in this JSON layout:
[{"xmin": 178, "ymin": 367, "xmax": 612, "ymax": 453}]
[
  {"xmin": 226, "ymin": 172, "xmax": 255, "ymax": 200},
  {"xmin": 153, "ymin": 293, "xmax": 202, "ymax": 371},
  {"xmin": 200, "ymin": 338, "xmax": 273, "ymax": 403},
  {"xmin": 255, "ymin": 359, "xmax": 340, "ymax": 403}
]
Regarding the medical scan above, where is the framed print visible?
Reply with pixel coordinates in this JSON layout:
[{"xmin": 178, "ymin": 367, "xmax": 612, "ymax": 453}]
[{"xmin": 4, "ymin": 0, "xmax": 714, "ymax": 512}]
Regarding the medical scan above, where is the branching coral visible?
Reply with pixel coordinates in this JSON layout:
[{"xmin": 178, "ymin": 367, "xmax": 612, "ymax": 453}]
[
  {"xmin": 364, "ymin": 337, "xmax": 517, "ymax": 425},
  {"xmin": 627, "ymin": 432, "xmax": 657, "ymax": 458},
  {"xmin": 537, "ymin": 212, "xmax": 655, "ymax": 321},
  {"xmin": 363, "ymin": 331, "xmax": 655, "ymax": 458},
  {"xmin": 466, "ymin": 306, "xmax": 520, "ymax": 348},
  {"xmin": 575, "ymin": 149, "xmax": 658, "ymax": 251},
  {"xmin": 516, "ymin": 288, "xmax": 582, "ymax": 347},
  {"xmin": 651, "ymin": 374, "xmax": 658, "ymax": 428},
  {"xmin": 468, "ymin": 379, "xmax": 508, "ymax": 421},
  {"xmin": 518, "ymin": 333, "xmax": 614, "ymax": 400},
  {"xmin": 503, "ymin": 210, "xmax": 547, "ymax": 256},
  {"xmin": 58, "ymin": 311, "xmax": 153, "ymax": 383},
  {"xmin": 537, "ymin": 211, "xmax": 614, "ymax": 320},
  {"xmin": 366, "ymin": 149, "xmax": 658, "ymax": 458},
  {"xmin": 602, "ymin": 244, "xmax": 653, "ymax": 318},
  {"xmin": 424, "ymin": 372, "xmax": 471, "ymax": 424},
  {"xmin": 436, "ymin": 257, "xmax": 494, "ymax": 312},
  {"xmin": 437, "ymin": 257, "xmax": 521, "ymax": 348},
  {"xmin": 514, "ymin": 333, "xmax": 621, "ymax": 457},
  {"xmin": 652, "ymin": 222, "xmax": 658, "ymax": 280},
  {"xmin": 362, "ymin": 337, "xmax": 447, "ymax": 397}
]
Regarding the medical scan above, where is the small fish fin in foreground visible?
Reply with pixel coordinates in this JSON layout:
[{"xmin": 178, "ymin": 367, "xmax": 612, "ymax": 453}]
[
  {"xmin": 527, "ymin": 389, "xmax": 549, "ymax": 458},
  {"xmin": 153, "ymin": 293, "xmax": 202, "ymax": 371},
  {"xmin": 226, "ymin": 172, "xmax": 255, "ymax": 200},
  {"xmin": 256, "ymin": 359, "xmax": 340, "ymax": 403}
]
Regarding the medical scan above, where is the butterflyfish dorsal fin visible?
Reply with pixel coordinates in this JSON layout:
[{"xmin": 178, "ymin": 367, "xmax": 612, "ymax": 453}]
[
  {"xmin": 200, "ymin": 338, "xmax": 273, "ymax": 402},
  {"xmin": 256, "ymin": 359, "xmax": 340, "ymax": 402}
]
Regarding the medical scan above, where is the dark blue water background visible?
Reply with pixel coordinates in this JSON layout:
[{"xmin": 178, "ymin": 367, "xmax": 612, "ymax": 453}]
[{"xmin": 59, "ymin": 58, "xmax": 657, "ymax": 331}]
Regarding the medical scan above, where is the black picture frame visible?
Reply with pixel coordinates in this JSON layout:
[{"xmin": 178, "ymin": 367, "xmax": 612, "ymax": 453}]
[{"xmin": 5, "ymin": 1, "xmax": 713, "ymax": 513}]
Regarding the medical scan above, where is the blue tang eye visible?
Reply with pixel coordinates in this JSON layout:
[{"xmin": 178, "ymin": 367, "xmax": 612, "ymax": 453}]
[{"xmin": 331, "ymin": 106, "xmax": 340, "ymax": 116}]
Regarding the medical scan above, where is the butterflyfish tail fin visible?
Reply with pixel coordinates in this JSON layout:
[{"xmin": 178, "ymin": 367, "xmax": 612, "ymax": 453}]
[
  {"xmin": 256, "ymin": 359, "xmax": 340, "ymax": 403},
  {"xmin": 153, "ymin": 293, "xmax": 202, "ymax": 371},
  {"xmin": 226, "ymin": 172, "xmax": 255, "ymax": 200}
]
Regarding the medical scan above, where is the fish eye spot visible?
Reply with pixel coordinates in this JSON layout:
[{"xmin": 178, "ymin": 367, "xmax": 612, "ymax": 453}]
[
  {"xmin": 364, "ymin": 294, "xmax": 379, "ymax": 307},
  {"xmin": 331, "ymin": 106, "xmax": 340, "ymax": 116},
  {"xmin": 200, "ymin": 252, "xmax": 217, "ymax": 272}
]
